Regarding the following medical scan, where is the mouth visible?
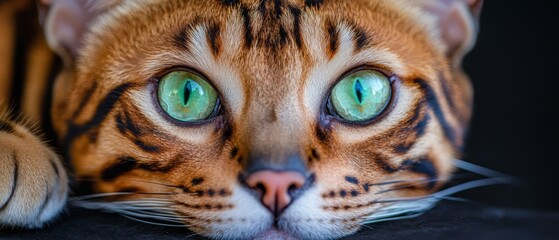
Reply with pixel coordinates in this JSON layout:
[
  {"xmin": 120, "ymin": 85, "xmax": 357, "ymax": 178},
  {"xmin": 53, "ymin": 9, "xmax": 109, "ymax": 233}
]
[{"xmin": 253, "ymin": 228, "xmax": 298, "ymax": 240}]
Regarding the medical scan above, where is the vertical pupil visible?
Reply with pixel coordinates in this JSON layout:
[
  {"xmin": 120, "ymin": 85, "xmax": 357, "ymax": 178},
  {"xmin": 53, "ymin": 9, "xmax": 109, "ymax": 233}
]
[
  {"xmin": 184, "ymin": 80, "xmax": 192, "ymax": 106},
  {"xmin": 354, "ymin": 79, "xmax": 363, "ymax": 104}
]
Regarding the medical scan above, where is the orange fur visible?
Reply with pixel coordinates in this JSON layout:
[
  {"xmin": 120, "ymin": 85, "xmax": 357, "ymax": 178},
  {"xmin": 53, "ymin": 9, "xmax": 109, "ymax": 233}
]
[{"xmin": 1, "ymin": 0, "xmax": 480, "ymax": 238}]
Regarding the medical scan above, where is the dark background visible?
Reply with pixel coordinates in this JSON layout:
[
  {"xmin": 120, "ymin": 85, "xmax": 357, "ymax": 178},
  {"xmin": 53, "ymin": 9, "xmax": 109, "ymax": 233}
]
[{"xmin": 461, "ymin": 0, "xmax": 559, "ymax": 211}]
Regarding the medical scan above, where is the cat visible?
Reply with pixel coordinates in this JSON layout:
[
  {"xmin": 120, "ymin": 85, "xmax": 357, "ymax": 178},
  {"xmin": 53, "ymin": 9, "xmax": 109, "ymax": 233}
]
[{"xmin": 0, "ymin": 0, "xmax": 483, "ymax": 239}]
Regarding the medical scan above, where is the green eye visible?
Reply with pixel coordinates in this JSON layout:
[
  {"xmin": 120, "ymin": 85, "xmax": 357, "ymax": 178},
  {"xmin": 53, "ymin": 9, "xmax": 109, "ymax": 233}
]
[
  {"xmin": 330, "ymin": 70, "xmax": 391, "ymax": 122},
  {"xmin": 157, "ymin": 71, "xmax": 218, "ymax": 122}
]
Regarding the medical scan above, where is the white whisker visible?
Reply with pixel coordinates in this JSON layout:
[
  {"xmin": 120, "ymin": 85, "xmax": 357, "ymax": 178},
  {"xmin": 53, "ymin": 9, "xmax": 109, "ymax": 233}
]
[
  {"xmin": 364, "ymin": 176, "xmax": 512, "ymax": 224},
  {"xmin": 70, "ymin": 192, "xmax": 137, "ymax": 201},
  {"xmin": 454, "ymin": 159, "xmax": 523, "ymax": 185},
  {"xmin": 120, "ymin": 215, "xmax": 188, "ymax": 228},
  {"xmin": 70, "ymin": 198, "xmax": 196, "ymax": 227}
]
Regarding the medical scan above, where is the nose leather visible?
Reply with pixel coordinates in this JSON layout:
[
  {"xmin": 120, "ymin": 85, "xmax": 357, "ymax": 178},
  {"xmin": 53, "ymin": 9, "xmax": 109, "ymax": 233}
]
[{"xmin": 245, "ymin": 170, "xmax": 306, "ymax": 216}]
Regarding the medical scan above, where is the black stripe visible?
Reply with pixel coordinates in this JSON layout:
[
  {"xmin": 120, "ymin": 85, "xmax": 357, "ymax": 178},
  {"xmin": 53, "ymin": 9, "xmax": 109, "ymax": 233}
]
[
  {"xmin": 0, "ymin": 153, "xmax": 18, "ymax": 212},
  {"xmin": 221, "ymin": 0, "xmax": 239, "ymax": 5},
  {"xmin": 258, "ymin": 0, "xmax": 283, "ymax": 20},
  {"xmin": 132, "ymin": 139, "xmax": 161, "ymax": 153},
  {"xmin": 305, "ymin": 0, "xmax": 324, "ymax": 8},
  {"xmin": 373, "ymin": 155, "xmax": 399, "ymax": 173},
  {"xmin": 72, "ymin": 82, "xmax": 98, "ymax": 119},
  {"xmin": 241, "ymin": 6, "xmax": 253, "ymax": 48},
  {"xmin": 401, "ymin": 158, "xmax": 438, "ymax": 189},
  {"xmin": 352, "ymin": 26, "xmax": 369, "ymax": 51},
  {"xmin": 393, "ymin": 114, "xmax": 431, "ymax": 154},
  {"xmin": 273, "ymin": 0, "xmax": 283, "ymax": 18},
  {"xmin": 64, "ymin": 83, "xmax": 132, "ymax": 156},
  {"xmin": 219, "ymin": 118, "xmax": 233, "ymax": 143},
  {"xmin": 173, "ymin": 27, "xmax": 190, "ymax": 51},
  {"xmin": 115, "ymin": 112, "xmax": 141, "ymax": 136},
  {"xmin": 0, "ymin": 120, "xmax": 14, "ymax": 133},
  {"xmin": 101, "ymin": 157, "xmax": 138, "ymax": 181},
  {"xmin": 394, "ymin": 144, "xmax": 411, "ymax": 154},
  {"xmin": 289, "ymin": 6, "xmax": 303, "ymax": 48},
  {"xmin": 315, "ymin": 124, "xmax": 329, "ymax": 143},
  {"xmin": 370, "ymin": 152, "xmax": 400, "ymax": 173},
  {"xmin": 311, "ymin": 148, "xmax": 320, "ymax": 160},
  {"xmin": 138, "ymin": 156, "xmax": 182, "ymax": 172},
  {"xmin": 102, "ymin": 155, "xmax": 182, "ymax": 181},
  {"xmin": 230, "ymin": 147, "xmax": 239, "ymax": 159},
  {"xmin": 415, "ymin": 113, "xmax": 431, "ymax": 137},
  {"xmin": 326, "ymin": 21, "xmax": 339, "ymax": 58},
  {"xmin": 258, "ymin": 0, "xmax": 283, "ymax": 18},
  {"xmin": 207, "ymin": 23, "xmax": 221, "ymax": 56},
  {"xmin": 115, "ymin": 111, "xmax": 162, "ymax": 153},
  {"xmin": 414, "ymin": 79, "xmax": 458, "ymax": 148},
  {"xmin": 277, "ymin": 26, "xmax": 289, "ymax": 47},
  {"xmin": 439, "ymin": 74, "xmax": 456, "ymax": 112}
]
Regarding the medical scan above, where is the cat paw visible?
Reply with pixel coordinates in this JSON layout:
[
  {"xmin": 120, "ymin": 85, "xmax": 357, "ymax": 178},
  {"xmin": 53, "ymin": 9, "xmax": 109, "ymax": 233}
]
[{"xmin": 0, "ymin": 121, "xmax": 68, "ymax": 228}]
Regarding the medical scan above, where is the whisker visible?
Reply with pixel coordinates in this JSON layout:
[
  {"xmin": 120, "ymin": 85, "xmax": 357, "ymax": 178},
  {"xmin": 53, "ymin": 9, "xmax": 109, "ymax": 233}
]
[
  {"xmin": 74, "ymin": 178, "xmax": 187, "ymax": 190},
  {"xmin": 431, "ymin": 177, "xmax": 510, "ymax": 197},
  {"xmin": 365, "ymin": 177, "xmax": 430, "ymax": 186},
  {"xmin": 69, "ymin": 191, "xmax": 181, "ymax": 202},
  {"xmin": 69, "ymin": 198, "xmax": 205, "ymax": 227},
  {"xmin": 71, "ymin": 200, "xmax": 177, "ymax": 212},
  {"xmin": 120, "ymin": 215, "xmax": 188, "ymax": 228},
  {"xmin": 185, "ymin": 233, "xmax": 201, "ymax": 239},
  {"xmin": 363, "ymin": 177, "xmax": 510, "ymax": 224},
  {"xmin": 70, "ymin": 192, "xmax": 137, "ymax": 201},
  {"xmin": 453, "ymin": 159, "xmax": 523, "ymax": 185},
  {"xmin": 374, "ymin": 173, "xmax": 470, "ymax": 195},
  {"xmin": 116, "ymin": 209, "xmax": 189, "ymax": 223},
  {"xmin": 364, "ymin": 212, "xmax": 424, "ymax": 224}
]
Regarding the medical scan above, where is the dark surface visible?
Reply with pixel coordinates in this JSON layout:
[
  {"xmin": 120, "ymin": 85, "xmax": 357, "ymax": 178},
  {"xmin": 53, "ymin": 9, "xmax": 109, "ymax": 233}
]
[
  {"xmin": 461, "ymin": 0, "xmax": 559, "ymax": 210},
  {"xmin": 2, "ymin": 201, "xmax": 558, "ymax": 240}
]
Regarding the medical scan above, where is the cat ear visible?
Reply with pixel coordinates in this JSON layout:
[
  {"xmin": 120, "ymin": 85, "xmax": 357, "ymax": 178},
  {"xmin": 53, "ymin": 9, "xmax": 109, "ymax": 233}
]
[
  {"xmin": 37, "ymin": 0, "xmax": 121, "ymax": 65},
  {"xmin": 421, "ymin": 0, "xmax": 484, "ymax": 66}
]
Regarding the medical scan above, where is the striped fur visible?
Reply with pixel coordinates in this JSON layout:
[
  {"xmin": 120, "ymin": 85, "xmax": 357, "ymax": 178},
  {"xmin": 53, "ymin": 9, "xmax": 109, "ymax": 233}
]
[{"xmin": 0, "ymin": 0, "xmax": 481, "ymax": 238}]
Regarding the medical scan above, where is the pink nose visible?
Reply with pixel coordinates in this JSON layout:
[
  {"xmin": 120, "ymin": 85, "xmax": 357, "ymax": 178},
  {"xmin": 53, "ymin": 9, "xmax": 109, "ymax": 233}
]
[{"xmin": 245, "ymin": 171, "xmax": 306, "ymax": 216}]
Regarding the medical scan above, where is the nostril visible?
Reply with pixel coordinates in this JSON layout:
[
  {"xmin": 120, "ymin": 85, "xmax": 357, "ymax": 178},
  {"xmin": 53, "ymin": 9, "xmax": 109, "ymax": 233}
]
[
  {"xmin": 287, "ymin": 183, "xmax": 300, "ymax": 195},
  {"xmin": 255, "ymin": 182, "xmax": 266, "ymax": 194}
]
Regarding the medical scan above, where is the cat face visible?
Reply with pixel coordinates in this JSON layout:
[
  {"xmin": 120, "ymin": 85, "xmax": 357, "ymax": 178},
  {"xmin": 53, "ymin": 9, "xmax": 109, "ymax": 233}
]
[{"xmin": 45, "ymin": 0, "xmax": 480, "ymax": 238}]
